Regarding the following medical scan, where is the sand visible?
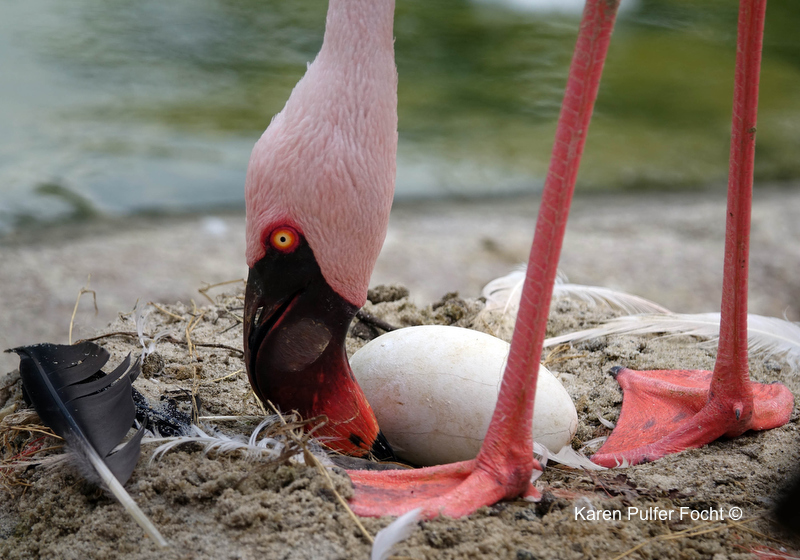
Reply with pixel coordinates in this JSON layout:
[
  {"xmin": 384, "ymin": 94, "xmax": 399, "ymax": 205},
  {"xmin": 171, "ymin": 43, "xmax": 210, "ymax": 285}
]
[{"xmin": 1, "ymin": 186, "xmax": 800, "ymax": 559}]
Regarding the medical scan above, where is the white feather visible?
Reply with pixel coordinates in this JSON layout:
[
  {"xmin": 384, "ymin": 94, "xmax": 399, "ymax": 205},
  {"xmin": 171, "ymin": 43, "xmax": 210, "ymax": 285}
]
[
  {"xmin": 133, "ymin": 301, "xmax": 151, "ymax": 357},
  {"xmin": 534, "ymin": 441, "xmax": 549, "ymax": 469},
  {"xmin": 551, "ymin": 283, "xmax": 670, "ymax": 315},
  {"xmin": 544, "ymin": 312, "xmax": 800, "ymax": 369},
  {"xmin": 613, "ymin": 456, "xmax": 632, "ymax": 468},
  {"xmin": 144, "ymin": 417, "xmax": 325, "ymax": 466},
  {"xmin": 596, "ymin": 413, "xmax": 615, "ymax": 430},
  {"xmin": 533, "ymin": 442, "xmax": 606, "ymax": 471},
  {"xmin": 132, "ymin": 302, "xmax": 172, "ymax": 361},
  {"xmin": 481, "ymin": 267, "xmax": 669, "ymax": 316},
  {"xmin": 371, "ymin": 508, "xmax": 422, "ymax": 560},
  {"xmin": 482, "ymin": 267, "xmax": 527, "ymax": 312},
  {"xmin": 578, "ymin": 436, "xmax": 608, "ymax": 454}
]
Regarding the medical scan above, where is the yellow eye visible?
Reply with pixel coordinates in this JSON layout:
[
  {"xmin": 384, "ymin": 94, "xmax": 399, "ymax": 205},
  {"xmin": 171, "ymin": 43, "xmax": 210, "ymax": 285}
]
[{"xmin": 269, "ymin": 226, "xmax": 300, "ymax": 252}]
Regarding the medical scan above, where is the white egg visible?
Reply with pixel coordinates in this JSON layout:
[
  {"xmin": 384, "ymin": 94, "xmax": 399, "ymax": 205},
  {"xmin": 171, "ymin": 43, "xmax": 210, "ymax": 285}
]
[{"xmin": 350, "ymin": 325, "xmax": 578, "ymax": 466}]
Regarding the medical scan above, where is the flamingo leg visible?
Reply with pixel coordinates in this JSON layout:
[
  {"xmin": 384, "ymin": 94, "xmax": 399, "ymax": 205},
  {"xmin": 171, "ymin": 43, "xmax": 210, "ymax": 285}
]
[
  {"xmin": 348, "ymin": 0, "xmax": 620, "ymax": 518},
  {"xmin": 591, "ymin": 0, "xmax": 794, "ymax": 468}
]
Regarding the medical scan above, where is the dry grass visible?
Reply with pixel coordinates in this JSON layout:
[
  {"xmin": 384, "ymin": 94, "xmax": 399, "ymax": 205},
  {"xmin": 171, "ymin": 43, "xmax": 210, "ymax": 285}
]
[{"xmin": 0, "ymin": 411, "xmax": 62, "ymax": 493}]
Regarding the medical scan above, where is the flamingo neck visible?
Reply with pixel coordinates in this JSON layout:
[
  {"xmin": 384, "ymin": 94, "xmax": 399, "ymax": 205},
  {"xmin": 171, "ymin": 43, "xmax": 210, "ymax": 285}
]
[
  {"xmin": 320, "ymin": 0, "xmax": 395, "ymax": 63},
  {"xmin": 245, "ymin": 0, "xmax": 398, "ymax": 308}
]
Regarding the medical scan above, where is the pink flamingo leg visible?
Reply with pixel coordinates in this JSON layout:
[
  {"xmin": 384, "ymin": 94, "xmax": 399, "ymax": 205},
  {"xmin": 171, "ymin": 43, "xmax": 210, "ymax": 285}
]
[
  {"xmin": 591, "ymin": 0, "xmax": 794, "ymax": 468},
  {"xmin": 348, "ymin": 0, "xmax": 619, "ymax": 518}
]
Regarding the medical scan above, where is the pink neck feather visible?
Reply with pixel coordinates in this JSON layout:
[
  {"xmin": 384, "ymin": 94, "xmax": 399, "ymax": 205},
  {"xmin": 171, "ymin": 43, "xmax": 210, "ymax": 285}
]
[{"xmin": 245, "ymin": 0, "xmax": 397, "ymax": 307}]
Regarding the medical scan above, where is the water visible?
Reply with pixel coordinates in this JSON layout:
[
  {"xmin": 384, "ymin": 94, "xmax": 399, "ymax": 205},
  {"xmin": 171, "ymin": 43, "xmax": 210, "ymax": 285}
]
[{"xmin": 1, "ymin": 0, "xmax": 799, "ymax": 233}]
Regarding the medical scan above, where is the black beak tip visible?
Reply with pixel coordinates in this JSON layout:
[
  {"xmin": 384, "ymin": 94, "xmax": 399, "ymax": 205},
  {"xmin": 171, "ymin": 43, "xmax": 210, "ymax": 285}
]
[{"xmin": 370, "ymin": 430, "xmax": 396, "ymax": 462}]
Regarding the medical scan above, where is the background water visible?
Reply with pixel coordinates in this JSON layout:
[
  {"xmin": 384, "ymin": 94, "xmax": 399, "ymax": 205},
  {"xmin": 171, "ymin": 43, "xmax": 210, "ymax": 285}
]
[{"xmin": 1, "ymin": 0, "xmax": 799, "ymax": 233}]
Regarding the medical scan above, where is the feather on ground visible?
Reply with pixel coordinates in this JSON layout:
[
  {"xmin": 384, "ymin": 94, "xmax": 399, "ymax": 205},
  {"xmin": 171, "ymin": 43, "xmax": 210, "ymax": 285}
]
[
  {"xmin": 477, "ymin": 268, "xmax": 671, "ymax": 340},
  {"xmin": 9, "ymin": 342, "xmax": 166, "ymax": 547},
  {"xmin": 146, "ymin": 416, "xmax": 318, "ymax": 466},
  {"xmin": 533, "ymin": 442, "xmax": 605, "ymax": 471},
  {"xmin": 481, "ymin": 268, "xmax": 670, "ymax": 316},
  {"xmin": 482, "ymin": 268, "xmax": 800, "ymax": 369},
  {"xmin": 370, "ymin": 507, "xmax": 422, "ymax": 560},
  {"xmin": 543, "ymin": 312, "xmax": 800, "ymax": 369}
]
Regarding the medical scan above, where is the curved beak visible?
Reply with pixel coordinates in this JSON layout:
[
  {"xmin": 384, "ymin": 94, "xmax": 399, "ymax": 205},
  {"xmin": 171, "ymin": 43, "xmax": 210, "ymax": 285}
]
[{"xmin": 243, "ymin": 241, "xmax": 393, "ymax": 460}]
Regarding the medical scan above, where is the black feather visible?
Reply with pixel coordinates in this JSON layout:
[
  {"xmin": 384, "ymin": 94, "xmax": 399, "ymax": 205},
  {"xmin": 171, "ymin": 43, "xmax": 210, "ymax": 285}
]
[
  {"xmin": 8, "ymin": 342, "xmax": 167, "ymax": 545},
  {"xmin": 132, "ymin": 388, "xmax": 193, "ymax": 438},
  {"xmin": 10, "ymin": 341, "xmax": 144, "ymax": 485}
]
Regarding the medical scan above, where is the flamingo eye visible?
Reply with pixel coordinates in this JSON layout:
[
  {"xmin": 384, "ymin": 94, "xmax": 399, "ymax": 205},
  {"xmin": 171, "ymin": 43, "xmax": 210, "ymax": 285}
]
[{"xmin": 269, "ymin": 226, "xmax": 300, "ymax": 253}]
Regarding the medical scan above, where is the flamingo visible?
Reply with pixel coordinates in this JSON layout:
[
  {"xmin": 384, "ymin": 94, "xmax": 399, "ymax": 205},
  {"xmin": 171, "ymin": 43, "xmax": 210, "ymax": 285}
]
[{"xmin": 243, "ymin": 0, "xmax": 794, "ymax": 518}]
